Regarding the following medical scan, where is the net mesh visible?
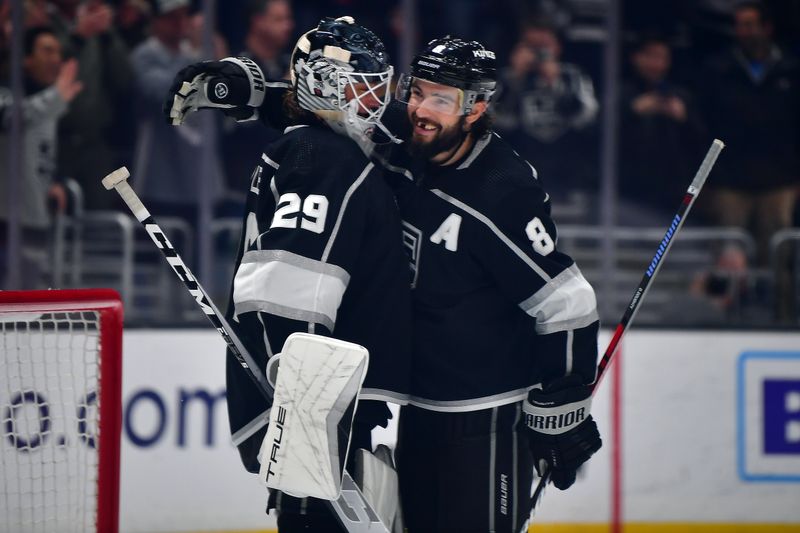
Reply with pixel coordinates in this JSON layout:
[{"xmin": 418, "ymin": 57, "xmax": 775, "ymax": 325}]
[{"xmin": 1, "ymin": 310, "xmax": 103, "ymax": 533}]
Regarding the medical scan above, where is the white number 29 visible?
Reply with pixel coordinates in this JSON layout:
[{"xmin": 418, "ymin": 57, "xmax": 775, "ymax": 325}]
[
  {"xmin": 271, "ymin": 193, "xmax": 329, "ymax": 234},
  {"xmin": 525, "ymin": 216, "xmax": 555, "ymax": 255}
]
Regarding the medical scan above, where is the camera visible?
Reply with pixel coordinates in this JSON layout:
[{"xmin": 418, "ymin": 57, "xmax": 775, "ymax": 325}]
[{"xmin": 533, "ymin": 47, "xmax": 554, "ymax": 62}]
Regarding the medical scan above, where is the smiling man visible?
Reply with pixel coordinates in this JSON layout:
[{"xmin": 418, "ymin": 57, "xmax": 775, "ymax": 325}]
[
  {"xmin": 396, "ymin": 48, "xmax": 494, "ymax": 164},
  {"xmin": 388, "ymin": 37, "xmax": 603, "ymax": 532}
]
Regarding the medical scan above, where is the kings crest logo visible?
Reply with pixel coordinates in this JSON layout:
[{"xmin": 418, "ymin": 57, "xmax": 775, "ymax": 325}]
[
  {"xmin": 402, "ymin": 221, "xmax": 422, "ymax": 288},
  {"xmin": 738, "ymin": 351, "xmax": 800, "ymax": 482}
]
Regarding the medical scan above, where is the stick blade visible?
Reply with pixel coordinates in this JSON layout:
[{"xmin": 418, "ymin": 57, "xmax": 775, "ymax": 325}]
[{"xmin": 102, "ymin": 167, "xmax": 131, "ymax": 190}]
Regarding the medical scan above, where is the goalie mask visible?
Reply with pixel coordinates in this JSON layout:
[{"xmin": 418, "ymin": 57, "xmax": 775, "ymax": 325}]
[
  {"xmin": 396, "ymin": 36, "xmax": 497, "ymax": 116},
  {"xmin": 291, "ymin": 16, "xmax": 394, "ymax": 143}
]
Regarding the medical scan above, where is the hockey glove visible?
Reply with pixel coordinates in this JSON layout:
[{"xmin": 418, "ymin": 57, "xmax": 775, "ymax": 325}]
[
  {"xmin": 163, "ymin": 57, "xmax": 266, "ymax": 125},
  {"xmin": 524, "ymin": 374, "xmax": 601, "ymax": 490}
]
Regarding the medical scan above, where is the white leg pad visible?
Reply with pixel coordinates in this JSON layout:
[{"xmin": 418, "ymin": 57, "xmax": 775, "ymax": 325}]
[
  {"xmin": 355, "ymin": 445, "xmax": 404, "ymax": 533},
  {"xmin": 258, "ymin": 332, "xmax": 368, "ymax": 500}
]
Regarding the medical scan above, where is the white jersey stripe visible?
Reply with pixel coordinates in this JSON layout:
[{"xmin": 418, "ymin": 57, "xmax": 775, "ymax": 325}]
[
  {"xmin": 565, "ymin": 329, "xmax": 574, "ymax": 374},
  {"xmin": 261, "ymin": 152, "xmax": 279, "ymax": 169},
  {"xmin": 407, "ymin": 388, "xmax": 529, "ymax": 412},
  {"xmin": 518, "ymin": 265, "xmax": 597, "ymax": 334},
  {"xmin": 283, "ymin": 124, "xmax": 309, "ymax": 134},
  {"xmin": 233, "ymin": 250, "xmax": 350, "ymax": 331},
  {"xmin": 430, "ymin": 188, "xmax": 551, "ymax": 282},
  {"xmin": 457, "ymin": 132, "xmax": 492, "ymax": 170},
  {"xmin": 373, "ymin": 151, "xmax": 415, "ymax": 182},
  {"xmin": 535, "ymin": 311, "xmax": 599, "ymax": 335},
  {"xmin": 257, "ymin": 312, "xmax": 274, "ymax": 359},
  {"xmin": 511, "ymin": 403, "xmax": 520, "ymax": 532},
  {"xmin": 359, "ymin": 388, "xmax": 410, "ymax": 405},
  {"xmin": 488, "ymin": 406, "xmax": 498, "ymax": 532},
  {"xmin": 322, "ymin": 162, "xmax": 372, "ymax": 261},
  {"xmin": 269, "ymin": 175, "xmax": 279, "ymax": 204}
]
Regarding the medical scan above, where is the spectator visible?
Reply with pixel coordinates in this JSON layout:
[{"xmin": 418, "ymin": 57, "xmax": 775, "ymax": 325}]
[
  {"xmin": 666, "ymin": 243, "xmax": 771, "ymax": 326},
  {"xmin": 494, "ymin": 19, "xmax": 599, "ymax": 205},
  {"xmin": 702, "ymin": 2, "xmax": 799, "ymax": 260},
  {"xmin": 221, "ymin": 0, "xmax": 294, "ymax": 198},
  {"xmin": 116, "ymin": 0, "xmax": 153, "ymax": 50},
  {"xmin": 700, "ymin": 1, "xmax": 799, "ymax": 320},
  {"xmin": 0, "ymin": 27, "xmax": 82, "ymax": 289},
  {"xmin": 618, "ymin": 35, "xmax": 706, "ymax": 225},
  {"xmin": 1, "ymin": 0, "xmax": 58, "ymax": 77},
  {"xmin": 242, "ymin": 0, "xmax": 294, "ymax": 79},
  {"xmin": 48, "ymin": 0, "xmax": 134, "ymax": 211},
  {"xmin": 130, "ymin": 0, "xmax": 225, "ymax": 227}
]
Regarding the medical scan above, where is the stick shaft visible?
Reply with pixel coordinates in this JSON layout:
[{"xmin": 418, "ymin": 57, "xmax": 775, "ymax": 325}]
[
  {"xmin": 531, "ymin": 139, "xmax": 724, "ymax": 511},
  {"xmin": 109, "ymin": 178, "xmax": 388, "ymax": 533},
  {"xmin": 112, "ymin": 180, "xmax": 273, "ymax": 399},
  {"xmin": 593, "ymin": 138, "xmax": 723, "ymax": 391}
]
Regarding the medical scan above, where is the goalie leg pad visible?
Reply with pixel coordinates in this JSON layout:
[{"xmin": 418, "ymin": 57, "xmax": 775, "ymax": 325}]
[
  {"xmin": 355, "ymin": 444, "xmax": 404, "ymax": 533},
  {"xmin": 258, "ymin": 333, "xmax": 369, "ymax": 500}
]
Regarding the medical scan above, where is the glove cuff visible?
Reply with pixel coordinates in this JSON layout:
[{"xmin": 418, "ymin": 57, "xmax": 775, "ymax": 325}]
[
  {"xmin": 221, "ymin": 56, "xmax": 266, "ymax": 107},
  {"xmin": 523, "ymin": 394, "xmax": 592, "ymax": 435}
]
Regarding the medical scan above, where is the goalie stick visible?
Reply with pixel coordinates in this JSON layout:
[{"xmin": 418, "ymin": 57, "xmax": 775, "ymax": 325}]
[
  {"xmin": 530, "ymin": 138, "xmax": 725, "ymax": 511},
  {"xmin": 103, "ymin": 167, "xmax": 391, "ymax": 533}
]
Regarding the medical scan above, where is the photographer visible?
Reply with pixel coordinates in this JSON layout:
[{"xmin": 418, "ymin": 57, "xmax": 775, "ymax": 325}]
[
  {"xmin": 618, "ymin": 35, "xmax": 706, "ymax": 225},
  {"xmin": 494, "ymin": 18, "xmax": 598, "ymax": 202},
  {"xmin": 664, "ymin": 243, "xmax": 771, "ymax": 326}
]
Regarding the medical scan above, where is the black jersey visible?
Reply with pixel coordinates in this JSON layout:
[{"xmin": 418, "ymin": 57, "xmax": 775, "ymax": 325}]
[
  {"xmin": 386, "ymin": 132, "xmax": 599, "ymax": 412},
  {"xmin": 225, "ymin": 124, "xmax": 412, "ymax": 471}
]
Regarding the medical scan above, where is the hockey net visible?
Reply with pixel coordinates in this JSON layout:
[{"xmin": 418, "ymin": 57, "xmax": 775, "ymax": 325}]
[{"xmin": 0, "ymin": 289, "xmax": 123, "ymax": 533}]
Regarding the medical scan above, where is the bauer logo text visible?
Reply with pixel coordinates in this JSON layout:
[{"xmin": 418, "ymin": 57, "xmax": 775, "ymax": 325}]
[{"xmin": 646, "ymin": 214, "xmax": 681, "ymax": 277}]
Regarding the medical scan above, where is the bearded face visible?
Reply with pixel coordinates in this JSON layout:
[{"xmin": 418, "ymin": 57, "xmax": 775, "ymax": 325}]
[
  {"xmin": 405, "ymin": 80, "xmax": 471, "ymax": 161},
  {"xmin": 408, "ymin": 110, "xmax": 468, "ymax": 160}
]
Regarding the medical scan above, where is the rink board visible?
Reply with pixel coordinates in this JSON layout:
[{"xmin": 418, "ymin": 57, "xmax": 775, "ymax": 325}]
[{"xmin": 11, "ymin": 328, "xmax": 792, "ymax": 532}]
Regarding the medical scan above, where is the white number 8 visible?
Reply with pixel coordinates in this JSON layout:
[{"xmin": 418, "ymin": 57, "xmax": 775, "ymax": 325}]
[{"xmin": 525, "ymin": 216, "xmax": 555, "ymax": 255}]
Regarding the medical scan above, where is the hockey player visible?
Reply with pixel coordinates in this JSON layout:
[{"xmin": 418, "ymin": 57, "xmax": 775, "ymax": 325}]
[
  {"xmin": 172, "ymin": 17, "xmax": 411, "ymax": 532},
  {"xmin": 386, "ymin": 37, "xmax": 602, "ymax": 531},
  {"xmin": 164, "ymin": 32, "xmax": 601, "ymax": 533}
]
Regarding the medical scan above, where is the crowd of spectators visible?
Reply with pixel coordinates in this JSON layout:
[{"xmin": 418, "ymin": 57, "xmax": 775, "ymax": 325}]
[{"xmin": 1, "ymin": 0, "xmax": 798, "ymax": 323}]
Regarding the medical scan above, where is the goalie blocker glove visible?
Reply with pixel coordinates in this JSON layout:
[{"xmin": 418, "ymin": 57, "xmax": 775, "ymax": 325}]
[
  {"xmin": 163, "ymin": 57, "xmax": 268, "ymax": 124},
  {"xmin": 524, "ymin": 374, "xmax": 602, "ymax": 490}
]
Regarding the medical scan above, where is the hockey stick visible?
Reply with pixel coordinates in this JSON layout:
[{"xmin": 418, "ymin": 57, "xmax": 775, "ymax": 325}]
[
  {"xmin": 530, "ymin": 139, "xmax": 725, "ymax": 510},
  {"xmin": 102, "ymin": 167, "xmax": 390, "ymax": 533}
]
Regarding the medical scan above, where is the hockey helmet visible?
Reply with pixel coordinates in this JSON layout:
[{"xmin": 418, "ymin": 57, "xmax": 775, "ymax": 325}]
[
  {"xmin": 396, "ymin": 36, "xmax": 497, "ymax": 115},
  {"xmin": 290, "ymin": 16, "xmax": 393, "ymax": 141}
]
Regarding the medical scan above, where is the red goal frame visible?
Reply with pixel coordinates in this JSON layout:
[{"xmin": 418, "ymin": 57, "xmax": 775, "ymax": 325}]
[{"xmin": 0, "ymin": 289, "xmax": 123, "ymax": 533}]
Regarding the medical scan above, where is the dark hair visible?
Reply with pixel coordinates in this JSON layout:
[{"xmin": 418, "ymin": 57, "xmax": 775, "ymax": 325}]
[
  {"xmin": 519, "ymin": 16, "xmax": 560, "ymax": 40},
  {"xmin": 24, "ymin": 27, "xmax": 57, "ymax": 57},
  {"xmin": 632, "ymin": 32, "xmax": 670, "ymax": 53},
  {"xmin": 734, "ymin": 1, "xmax": 772, "ymax": 23},
  {"xmin": 469, "ymin": 110, "xmax": 493, "ymax": 138},
  {"xmin": 282, "ymin": 88, "xmax": 319, "ymax": 125},
  {"xmin": 246, "ymin": 0, "xmax": 289, "ymax": 21}
]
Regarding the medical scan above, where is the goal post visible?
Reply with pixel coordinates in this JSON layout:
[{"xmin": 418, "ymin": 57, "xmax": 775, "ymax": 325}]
[{"xmin": 0, "ymin": 289, "xmax": 123, "ymax": 533}]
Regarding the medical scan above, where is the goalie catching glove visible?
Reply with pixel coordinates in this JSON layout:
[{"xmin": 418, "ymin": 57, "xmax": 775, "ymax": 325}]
[
  {"xmin": 163, "ymin": 57, "xmax": 267, "ymax": 125},
  {"xmin": 524, "ymin": 374, "xmax": 602, "ymax": 490}
]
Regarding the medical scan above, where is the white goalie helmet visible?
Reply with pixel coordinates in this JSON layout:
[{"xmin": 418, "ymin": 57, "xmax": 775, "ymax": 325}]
[{"xmin": 290, "ymin": 16, "xmax": 395, "ymax": 143}]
